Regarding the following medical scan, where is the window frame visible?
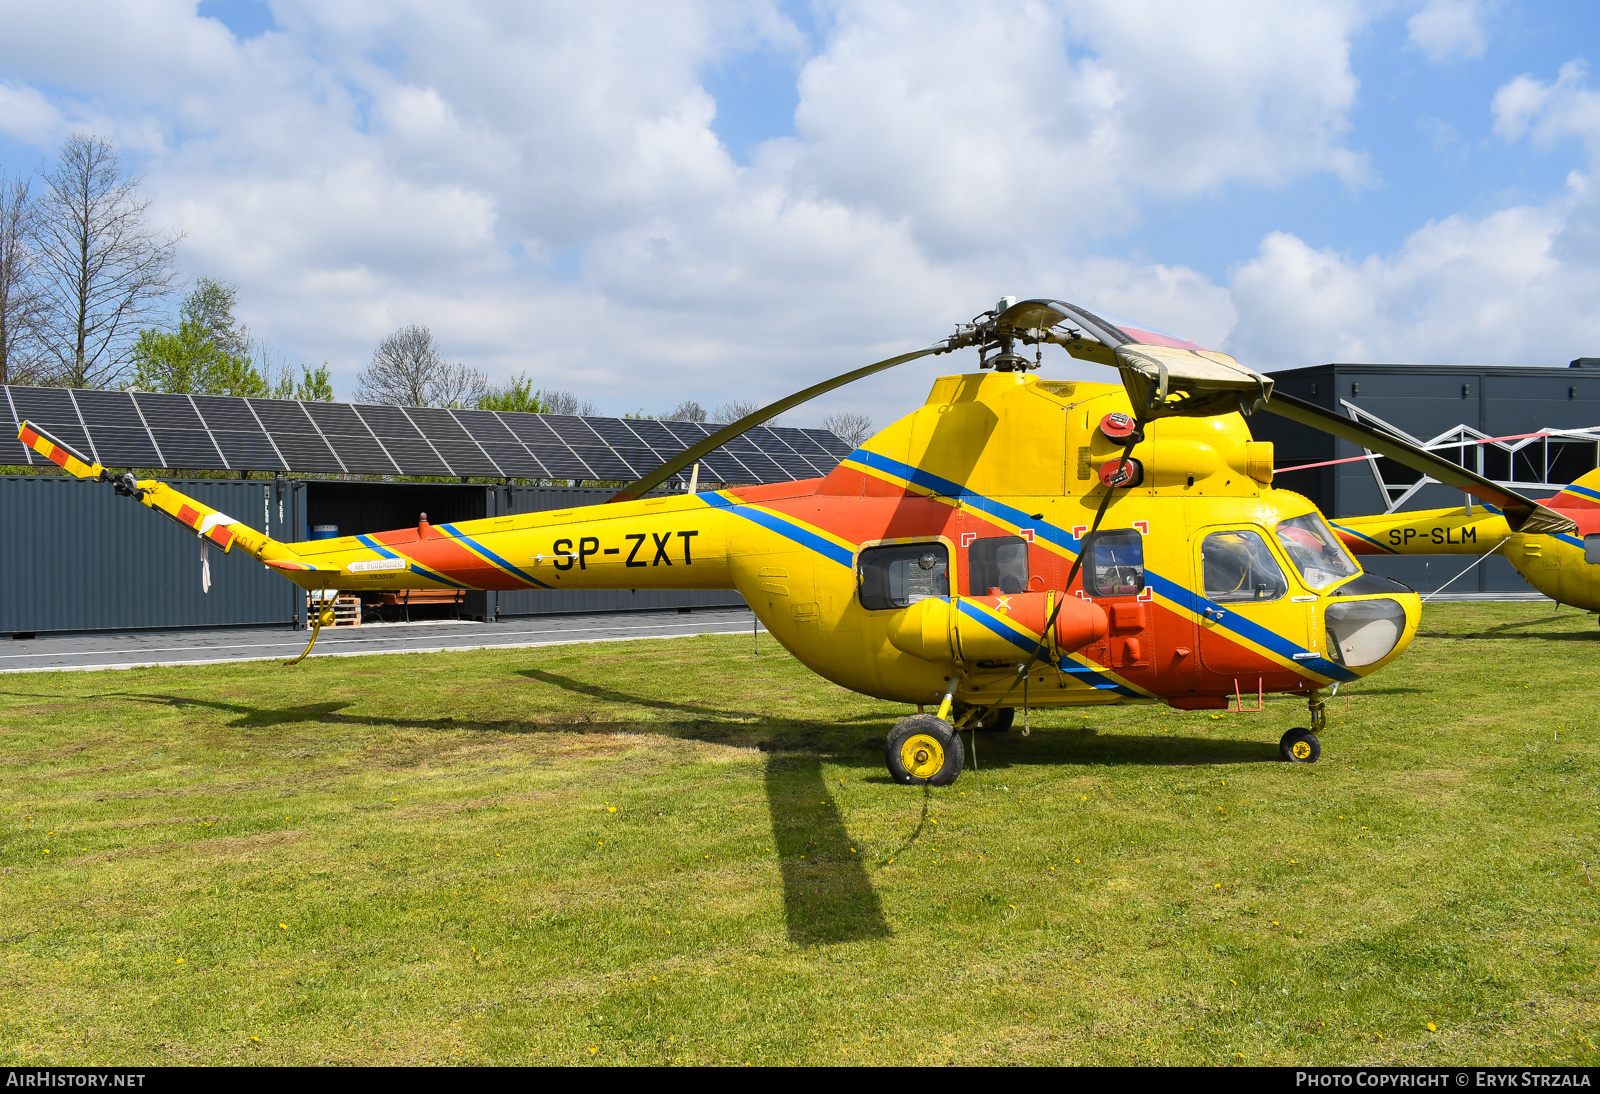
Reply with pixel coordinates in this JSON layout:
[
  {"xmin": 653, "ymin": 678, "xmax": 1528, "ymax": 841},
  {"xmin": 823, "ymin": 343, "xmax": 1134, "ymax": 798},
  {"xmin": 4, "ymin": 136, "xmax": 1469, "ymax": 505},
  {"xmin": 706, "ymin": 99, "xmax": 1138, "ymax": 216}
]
[
  {"xmin": 1200, "ymin": 527, "xmax": 1292, "ymax": 605},
  {"xmin": 1082, "ymin": 527, "xmax": 1147, "ymax": 599},
  {"xmin": 966, "ymin": 534, "xmax": 1031, "ymax": 596},
  {"xmin": 855, "ymin": 538, "xmax": 953, "ymax": 611}
]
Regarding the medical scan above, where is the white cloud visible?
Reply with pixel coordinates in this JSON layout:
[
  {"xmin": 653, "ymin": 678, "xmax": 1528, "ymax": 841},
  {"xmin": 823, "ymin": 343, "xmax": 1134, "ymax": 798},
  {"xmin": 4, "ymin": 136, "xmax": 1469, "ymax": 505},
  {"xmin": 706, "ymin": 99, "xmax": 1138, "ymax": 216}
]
[
  {"xmin": 1406, "ymin": 0, "xmax": 1488, "ymax": 64},
  {"xmin": 1492, "ymin": 60, "xmax": 1600, "ymax": 155},
  {"xmin": 0, "ymin": 81, "xmax": 63, "ymax": 150},
  {"xmin": 0, "ymin": 0, "xmax": 1386, "ymax": 422},
  {"xmin": 1226, "ymin": 60, "xmax": 1600, "ymax": 372}
]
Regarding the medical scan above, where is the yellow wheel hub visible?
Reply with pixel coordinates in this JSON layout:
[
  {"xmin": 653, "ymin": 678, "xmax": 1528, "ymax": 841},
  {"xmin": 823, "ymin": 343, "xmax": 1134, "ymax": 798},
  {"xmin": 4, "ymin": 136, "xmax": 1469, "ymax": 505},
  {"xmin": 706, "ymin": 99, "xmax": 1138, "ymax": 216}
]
[
  {"xmin": 1291, "ymin": 739, "xmax": 1313, "ymax": 760},
  {"xmin": 899, "ymin": 733, "xmax": 945, "ymax": 780}
]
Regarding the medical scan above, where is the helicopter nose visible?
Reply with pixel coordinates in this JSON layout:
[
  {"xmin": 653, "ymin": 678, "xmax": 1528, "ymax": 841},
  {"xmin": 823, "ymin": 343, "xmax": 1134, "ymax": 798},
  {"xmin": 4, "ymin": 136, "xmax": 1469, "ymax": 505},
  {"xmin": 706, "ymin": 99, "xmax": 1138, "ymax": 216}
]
[{"xmin": 1323, "ymin": 594, "xmax": 1419, "ymax": 669}]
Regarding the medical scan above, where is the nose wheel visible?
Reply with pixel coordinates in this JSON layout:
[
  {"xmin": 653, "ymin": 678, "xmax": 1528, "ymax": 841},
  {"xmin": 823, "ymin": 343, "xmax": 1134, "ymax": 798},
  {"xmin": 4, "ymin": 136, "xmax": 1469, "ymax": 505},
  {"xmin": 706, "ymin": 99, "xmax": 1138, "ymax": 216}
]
[
  {"xmin": 886, "ymin": 715, "xmax": 964, "ymax": 785},
  {"xmin": 1280, "ymin": 727, "xmax": 1321, "ymax": 763}
]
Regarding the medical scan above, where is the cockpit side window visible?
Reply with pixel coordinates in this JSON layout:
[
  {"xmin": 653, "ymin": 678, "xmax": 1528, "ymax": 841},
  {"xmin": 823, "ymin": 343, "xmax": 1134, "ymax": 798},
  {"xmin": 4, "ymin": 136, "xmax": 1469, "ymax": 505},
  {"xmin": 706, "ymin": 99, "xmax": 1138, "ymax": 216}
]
[
  {"xmin": 1202, "ymin": 529, "xmax": 1288, "ymax": 603},
  {"xmin": 1274, "ymin": 513, "xmax": 1359, "ymax": 590},
  {"xmin": 968, "ymin": 536, "xmax": 1029, "ymax": 595},
  {"xmin": 858, "ymin": 543, "xmax": 949, "ymax": 610}
]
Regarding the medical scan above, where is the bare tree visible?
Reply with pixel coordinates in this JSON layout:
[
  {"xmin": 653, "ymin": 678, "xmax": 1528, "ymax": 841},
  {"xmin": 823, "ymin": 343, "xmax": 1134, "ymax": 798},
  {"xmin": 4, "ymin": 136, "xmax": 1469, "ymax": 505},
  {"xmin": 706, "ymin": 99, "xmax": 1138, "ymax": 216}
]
[
  {"xmin": 663, "ymin": 399, "xmax": 706, "ymax": 422},
  {"xmin": 34, "ymin": 134, "xmax": 181, "ymax": 388},
  {"xmin": 711, "ymin": 398, "xmax": 778, "ymax": 425},
  {"xmin": 0, "ymin": 169, "xmax": 44, "ymax": 384},
  {"xmin": 542, "ymin": 389, "xmax": 597, "ymax": 416},
  {"xmin": 355, "ymin": 324, "xmax": 487, "ymax": 407},
  {"xmin": 822, "ymin": 410, "xmax": 873, "ymax": 448}
]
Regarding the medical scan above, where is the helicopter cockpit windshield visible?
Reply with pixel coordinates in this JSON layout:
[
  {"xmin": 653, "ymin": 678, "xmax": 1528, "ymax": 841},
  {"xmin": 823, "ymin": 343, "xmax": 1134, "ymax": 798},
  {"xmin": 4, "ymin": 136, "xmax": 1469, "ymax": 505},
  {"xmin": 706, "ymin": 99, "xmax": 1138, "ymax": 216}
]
[{"xmin": 1274, "ymin": 513, "xmax": 1359, "ymax": 591}]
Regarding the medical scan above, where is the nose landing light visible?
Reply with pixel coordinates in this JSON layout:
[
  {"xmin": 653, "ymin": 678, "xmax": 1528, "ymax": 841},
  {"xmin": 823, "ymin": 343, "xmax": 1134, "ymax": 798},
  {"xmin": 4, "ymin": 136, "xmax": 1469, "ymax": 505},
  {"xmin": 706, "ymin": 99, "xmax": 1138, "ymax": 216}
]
[{"xmin": 1324, "ymin": 599, "xmax": 1407, "ymax": 667}]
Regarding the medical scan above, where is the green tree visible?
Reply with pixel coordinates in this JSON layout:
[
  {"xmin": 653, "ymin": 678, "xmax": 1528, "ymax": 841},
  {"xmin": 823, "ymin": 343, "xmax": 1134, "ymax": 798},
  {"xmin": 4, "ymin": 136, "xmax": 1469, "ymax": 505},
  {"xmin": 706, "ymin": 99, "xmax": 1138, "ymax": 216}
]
[
  {"xmin": 180, "ymin": 277, "xmax": 248, "ymax": 359},
  {"xmin": 128, "ymin": 318, "xmax": 269, "ymax": 396},
  {"xmin": 293, "ymin": 363, "xmax": 334, "ymax": 401},
  {"xmin": 478, "ymin": 372, "xmax": 549, "ymax": 413}
]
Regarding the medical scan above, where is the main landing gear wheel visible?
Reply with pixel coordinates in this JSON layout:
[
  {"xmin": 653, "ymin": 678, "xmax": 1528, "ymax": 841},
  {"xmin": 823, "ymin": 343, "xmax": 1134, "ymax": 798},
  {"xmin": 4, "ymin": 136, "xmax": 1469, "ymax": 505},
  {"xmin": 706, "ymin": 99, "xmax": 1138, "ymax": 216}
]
[
  {"xmin": 1280, "ymin": 727, "xmax": 1321, "ymax": 764},
  {"xmin": 886, "ymin": 715, "xmax": 964, "ymax": 786}
]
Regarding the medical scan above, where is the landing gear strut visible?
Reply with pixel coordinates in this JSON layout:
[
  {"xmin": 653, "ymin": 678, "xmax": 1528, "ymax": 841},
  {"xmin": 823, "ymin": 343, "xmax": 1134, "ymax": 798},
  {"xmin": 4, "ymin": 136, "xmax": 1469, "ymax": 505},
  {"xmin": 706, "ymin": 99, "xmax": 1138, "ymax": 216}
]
[{"xmin": 1280, "ymin": 687, "xmax": 1330, "ymax": 763}]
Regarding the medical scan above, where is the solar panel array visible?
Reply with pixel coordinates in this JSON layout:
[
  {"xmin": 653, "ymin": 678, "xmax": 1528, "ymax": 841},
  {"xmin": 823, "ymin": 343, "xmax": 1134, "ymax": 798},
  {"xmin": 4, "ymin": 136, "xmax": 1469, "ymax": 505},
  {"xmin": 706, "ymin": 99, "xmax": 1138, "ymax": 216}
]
[{"xmin": 1, "ymin": 386, "xmax": 854, "ymax": 486}]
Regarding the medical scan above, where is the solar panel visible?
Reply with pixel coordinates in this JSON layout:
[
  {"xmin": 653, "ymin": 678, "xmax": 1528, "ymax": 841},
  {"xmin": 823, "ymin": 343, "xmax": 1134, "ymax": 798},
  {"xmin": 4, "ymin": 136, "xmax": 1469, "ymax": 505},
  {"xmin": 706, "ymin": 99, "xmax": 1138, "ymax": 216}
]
[
  {"xmin": 9, "ymin": 387, "xmax": 92, "ymax": 462},
  {"xmin": 351, "ymin": 404, "xmax": 449, "ymax": 476},
  {"xmin": 150, "ymin": 429, "xmax": 223, "ymax": 468},
  {"xmin": 303, "ymin": 402, "xmax": 397, "ymax": 476},
  {"xmin": 407, "ymin": 407, "xmax": 501, "ymax": 476},
  {"xmin": 748, "ymin": 426, "xmax": 824, "ymax": 480},
  {"xmin": 247, "ymin": 399, "xmax": 344, "ymax": 473},
  {"xmin": 805, "ymin": 427, "xmax": 854, "ymax": 459},
  {"xmin": 74, "ymin": 388, "xmax": 140, "ymax": 426},
  {"xmin": 1, "ymin": 385, "xmax": 848, "ymax": 486},
  {"xmin": 189, "ymin": 395, "xmax": 261, "ymax": 432},
  {"xmin": 86, "ymin": 426, "xmax": 162, "ymax": 468},
  {"xmin": 133, "ymin": 392, "xmax": 206, "ymax": 431},
  {"xmin": 210, "ymin": 430, "xmax": 282, "ymax": 469},
  {"xmin": 447, "ymin": 410, "xmax": 549, "ymax": 478},
  {"xmin": 1, "ymin": 386, "xmax": 31, "ymax": 464}
]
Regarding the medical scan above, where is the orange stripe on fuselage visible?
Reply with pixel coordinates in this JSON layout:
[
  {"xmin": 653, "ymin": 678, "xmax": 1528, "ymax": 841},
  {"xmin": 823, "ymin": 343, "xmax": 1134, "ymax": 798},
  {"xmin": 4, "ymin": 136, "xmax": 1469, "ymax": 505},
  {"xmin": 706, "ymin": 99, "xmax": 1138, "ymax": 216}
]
[{"xmin": 367, "ymin": 528, "xmax": 526, "ymax": 589}]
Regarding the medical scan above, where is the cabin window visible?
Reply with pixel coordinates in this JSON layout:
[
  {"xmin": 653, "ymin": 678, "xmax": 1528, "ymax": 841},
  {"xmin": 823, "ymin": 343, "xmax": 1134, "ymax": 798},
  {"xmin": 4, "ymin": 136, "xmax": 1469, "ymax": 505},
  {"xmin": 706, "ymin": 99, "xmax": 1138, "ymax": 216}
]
[
  {"xmin": 968, "ymin": 536, "xmax": 1029, "ymax": 595},
  {"xmin": 1274, "ymin": 513, "xmax": 1359, "ymax": 589},
  {"xmin": 1586, "ymin": 534, "xmax": 1600, "ymax": 565},
  {"xmin": 1086, "ymin": 529, "xmax": 1145, "ymax": 597},
  {"xmin": 1203, "ymin": 530, "xmax": 1288, "ymax": 603},
  {"xmin": 858, "ymin": 543, "xmax": 949, "ymax": 610}
]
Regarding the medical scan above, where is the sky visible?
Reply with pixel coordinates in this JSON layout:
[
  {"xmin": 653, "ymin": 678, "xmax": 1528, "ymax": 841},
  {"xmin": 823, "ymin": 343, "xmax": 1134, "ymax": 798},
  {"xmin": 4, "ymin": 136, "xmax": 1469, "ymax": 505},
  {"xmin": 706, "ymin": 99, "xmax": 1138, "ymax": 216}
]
[{"xmin": 1, "ymin": 0, "xmax": 1598, "ymax": 426}]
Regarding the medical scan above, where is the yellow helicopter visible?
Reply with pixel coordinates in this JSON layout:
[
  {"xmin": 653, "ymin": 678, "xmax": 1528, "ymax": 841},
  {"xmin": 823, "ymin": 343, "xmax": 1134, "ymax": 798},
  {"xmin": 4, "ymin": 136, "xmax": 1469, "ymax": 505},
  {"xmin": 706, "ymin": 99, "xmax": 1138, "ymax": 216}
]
[
  {"xmin": 1330, "ymin": 469, "xmax": 1600, "ymax": 612},
  {"xmin": 18, "ymin": 298, "xmax": 1577, "ymax": 786}
]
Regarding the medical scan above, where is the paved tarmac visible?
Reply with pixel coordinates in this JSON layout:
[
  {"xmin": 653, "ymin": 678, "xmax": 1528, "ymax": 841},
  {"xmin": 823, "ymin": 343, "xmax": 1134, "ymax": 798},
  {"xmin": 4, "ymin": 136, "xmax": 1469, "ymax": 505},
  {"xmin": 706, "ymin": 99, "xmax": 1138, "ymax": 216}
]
[{"xmin": 0, "ymin": 608, "xmax": 765, "ymax": 674}]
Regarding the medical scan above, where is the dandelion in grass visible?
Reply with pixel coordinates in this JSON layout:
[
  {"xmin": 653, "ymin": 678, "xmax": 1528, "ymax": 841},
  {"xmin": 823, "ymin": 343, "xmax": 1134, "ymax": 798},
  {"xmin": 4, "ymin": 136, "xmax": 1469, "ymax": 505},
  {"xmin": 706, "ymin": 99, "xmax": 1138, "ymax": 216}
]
[{"xmin": 1428, "ymin": 1023, "xmax": 1437, "ymax": 1032}]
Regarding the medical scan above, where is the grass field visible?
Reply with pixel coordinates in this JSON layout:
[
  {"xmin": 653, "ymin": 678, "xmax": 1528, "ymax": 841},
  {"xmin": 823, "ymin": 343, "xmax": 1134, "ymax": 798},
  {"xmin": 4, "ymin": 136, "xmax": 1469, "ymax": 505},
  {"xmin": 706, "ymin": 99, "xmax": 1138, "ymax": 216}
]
[{"xmin": 1, "ymin": 601, "xmax": 1597, "ymax": 1066}]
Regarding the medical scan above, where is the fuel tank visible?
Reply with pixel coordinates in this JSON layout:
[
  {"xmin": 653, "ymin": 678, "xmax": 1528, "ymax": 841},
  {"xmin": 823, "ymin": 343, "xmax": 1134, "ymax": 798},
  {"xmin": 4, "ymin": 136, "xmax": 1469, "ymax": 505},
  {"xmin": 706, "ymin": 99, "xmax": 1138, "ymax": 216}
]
[{"xmin": 885, "ymin": 592, "xmax": 1109, "ymax": 663}]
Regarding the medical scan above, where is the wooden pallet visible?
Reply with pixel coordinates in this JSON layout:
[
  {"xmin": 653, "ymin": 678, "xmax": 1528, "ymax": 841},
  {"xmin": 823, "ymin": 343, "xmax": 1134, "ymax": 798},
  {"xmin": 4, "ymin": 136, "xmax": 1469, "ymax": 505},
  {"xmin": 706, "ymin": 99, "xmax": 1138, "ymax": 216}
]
[{"xmin": 310, "ymin": 593, "xmax": 363, "ymax": 627}]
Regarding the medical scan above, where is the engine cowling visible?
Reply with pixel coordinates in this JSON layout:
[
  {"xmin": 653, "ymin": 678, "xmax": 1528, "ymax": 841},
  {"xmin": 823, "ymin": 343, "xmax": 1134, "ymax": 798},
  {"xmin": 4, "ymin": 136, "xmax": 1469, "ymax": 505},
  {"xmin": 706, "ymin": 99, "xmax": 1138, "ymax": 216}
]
[{"xmin": 887, "ymin": 593, "xmax": 1108, "ymax": 664}]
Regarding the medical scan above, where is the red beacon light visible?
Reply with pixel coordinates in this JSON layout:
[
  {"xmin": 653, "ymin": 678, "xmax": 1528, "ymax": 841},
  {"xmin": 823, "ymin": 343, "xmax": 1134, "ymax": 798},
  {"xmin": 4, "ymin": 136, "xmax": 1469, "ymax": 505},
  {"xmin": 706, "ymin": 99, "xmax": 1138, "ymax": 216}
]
[
  {"xmin": 1098, "ymin": 412, "xmax": 1141, "ymax": 442},
  {"xmin": 1098, "ymin": 457, "xmax": 1144, "ymax": 488}
]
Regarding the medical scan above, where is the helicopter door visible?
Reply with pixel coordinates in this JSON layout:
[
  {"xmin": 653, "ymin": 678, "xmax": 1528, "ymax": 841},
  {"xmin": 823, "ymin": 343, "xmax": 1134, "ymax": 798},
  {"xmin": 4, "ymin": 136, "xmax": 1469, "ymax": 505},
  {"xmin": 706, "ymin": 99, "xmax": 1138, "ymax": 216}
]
[{"xmin": 1195, "ymin": 528, "xmax": 1303, "ymax": 676}]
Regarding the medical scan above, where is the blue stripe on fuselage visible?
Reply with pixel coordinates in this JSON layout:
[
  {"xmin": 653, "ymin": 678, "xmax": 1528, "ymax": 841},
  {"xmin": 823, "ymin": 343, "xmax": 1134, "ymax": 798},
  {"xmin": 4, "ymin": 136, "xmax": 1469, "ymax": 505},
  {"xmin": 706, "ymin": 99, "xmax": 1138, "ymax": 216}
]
[
  {"xmin": 439, "ymin": 523, "xmax": 553, "ymax": 588},
  {"xmin": 954, "ymin": 600, "xmax": 1141, "ymax": 696},
  {"xmin": 699, "ymin": 491, "xmax": 855, "ymax": 568},
  {"xmin": 356, "ymin": 534, "xmax": 468, "ymax": 589},
  {"xmin": 847, "ymin": 449, "xmax": 1357, "ymax": 682}
]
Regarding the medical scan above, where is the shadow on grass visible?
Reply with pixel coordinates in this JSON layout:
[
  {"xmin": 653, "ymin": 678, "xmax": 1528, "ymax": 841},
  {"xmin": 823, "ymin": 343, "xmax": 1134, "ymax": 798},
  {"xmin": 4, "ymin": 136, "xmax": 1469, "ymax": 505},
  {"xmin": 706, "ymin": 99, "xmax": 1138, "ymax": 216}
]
[
  {"xmin": 764, "ymin": 754, "xmax": 891, "ymax": 946},
  {"xmin": 1419, "ymin": 613, "xmax": 1600, "ymax": 641}
]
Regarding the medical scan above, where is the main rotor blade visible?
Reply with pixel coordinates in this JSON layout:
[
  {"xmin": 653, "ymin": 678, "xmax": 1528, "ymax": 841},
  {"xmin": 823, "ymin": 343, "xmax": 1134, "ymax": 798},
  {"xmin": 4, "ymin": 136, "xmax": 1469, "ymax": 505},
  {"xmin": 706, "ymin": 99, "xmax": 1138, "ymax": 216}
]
[
  {"xmin": 1263, "ymin": 391, "xmax": 1576, "ymax": 535},
  {"xmin": 608, "ymin": 343, "xmax": 952, "ymax": 502}
]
